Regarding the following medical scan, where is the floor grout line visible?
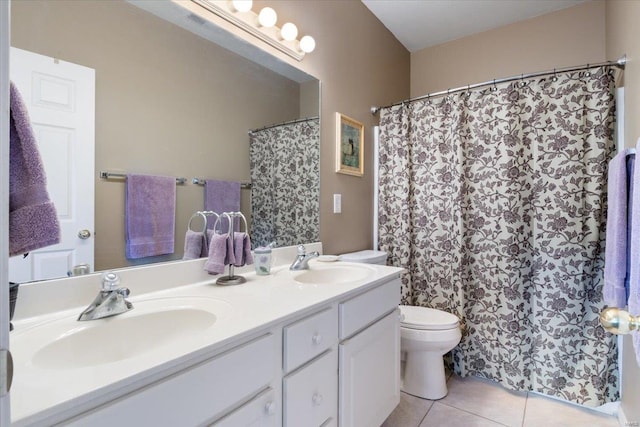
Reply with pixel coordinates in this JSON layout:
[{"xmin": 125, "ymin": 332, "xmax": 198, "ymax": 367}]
[{"xmin": 521, "ymin": 392, "xmax": 529, "ymax": 427}]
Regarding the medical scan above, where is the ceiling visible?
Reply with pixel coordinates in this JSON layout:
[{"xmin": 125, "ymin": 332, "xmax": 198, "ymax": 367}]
[{"xmin": 361, "ymin": 0, "xmax": 588, "ymax": 53}]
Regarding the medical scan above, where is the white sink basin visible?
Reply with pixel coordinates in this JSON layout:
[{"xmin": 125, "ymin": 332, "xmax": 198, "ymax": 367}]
[
  {"xmin": 13, "ymin": 297, "xmax": 233, "ymax": 370},
  {"xmin": 289, "ymin": 264, "xmax": 374, "ymax": 285}
]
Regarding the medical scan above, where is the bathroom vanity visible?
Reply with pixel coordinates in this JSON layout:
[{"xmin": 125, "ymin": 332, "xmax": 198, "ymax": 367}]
[{"xmin": 9, "ymin": 244, "xmax": 402, "ymax": 426}]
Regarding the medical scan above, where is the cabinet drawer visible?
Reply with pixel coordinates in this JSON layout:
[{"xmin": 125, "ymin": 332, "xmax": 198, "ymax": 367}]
[
  {"xmin": 339, "ymin": 279, "xmax": 400, "ymax": 339},
  {"xmin": 283, "ymin": 350, "xmax": 338, "ymax": 427},
  {"xmin": 211, "ymin": 388, "xmax": 278, "ymax": 427},
  {"xmin": 283, "ymin": 306, "xmax": 337, "ymax": 373},
  {"xmin": 67, "ymin": 334, "xmax": 277, "ymax": 427}
]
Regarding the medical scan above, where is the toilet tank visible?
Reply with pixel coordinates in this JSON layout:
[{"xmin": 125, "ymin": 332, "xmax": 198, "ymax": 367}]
[{"xmin": 340, "ymin": 250, "xmax": 388, "ymax": 265}]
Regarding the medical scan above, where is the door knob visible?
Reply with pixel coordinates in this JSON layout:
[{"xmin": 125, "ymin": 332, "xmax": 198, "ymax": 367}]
[
  {"xmin": 78, "ymin": 229, "xmax": 92, "ymax": 239},
  {"xmin": 600, "ymin": 307, "xmax": 640, "ymax": 335}
]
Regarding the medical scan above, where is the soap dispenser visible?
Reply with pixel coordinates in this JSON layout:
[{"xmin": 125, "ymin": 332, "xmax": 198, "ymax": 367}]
[{"xmin": 254, "ymin": 242, "xmax": 276, "ymax": 275}]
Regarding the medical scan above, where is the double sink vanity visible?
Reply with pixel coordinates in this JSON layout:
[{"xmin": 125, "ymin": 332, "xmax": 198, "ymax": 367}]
[{"xmin": 9, "ymin": 243, "xmax": 403, "ymax": 426}]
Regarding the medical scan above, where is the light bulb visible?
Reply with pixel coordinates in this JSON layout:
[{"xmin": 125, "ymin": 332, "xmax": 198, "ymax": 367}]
[
  {"xmin": 280, "ymin": 22, "xmax": 298, "ymax": 41},
  {"xmin": 231, "ymin": 0, "xmax": 252, "ymax": 13},
  {"xmin": 299, "ymin": 35, "xmax": 316, "ymax": 53},
  {"xmin": 258, "ymin": 7, "xmax": 277, "ymax": 28}
]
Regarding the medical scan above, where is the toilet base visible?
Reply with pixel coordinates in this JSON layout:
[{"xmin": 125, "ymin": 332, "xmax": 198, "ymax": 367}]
[{"xmin": 401, "ymin": 350, "xmax": 448, "ymax": 400}]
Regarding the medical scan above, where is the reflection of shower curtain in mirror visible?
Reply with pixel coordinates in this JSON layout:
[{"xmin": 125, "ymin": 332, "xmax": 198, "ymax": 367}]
[{"xmin": 249, "ymin": 118, "xmax": 320, "ymax": 248}]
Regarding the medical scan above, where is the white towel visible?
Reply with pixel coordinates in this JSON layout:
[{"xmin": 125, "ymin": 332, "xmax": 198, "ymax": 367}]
[{"xmin": 627, "ymin": 139, "xmax": 640, "ymax": 365}]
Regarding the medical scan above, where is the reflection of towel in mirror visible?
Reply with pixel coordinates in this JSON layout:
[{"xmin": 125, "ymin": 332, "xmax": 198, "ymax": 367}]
[
  {"xmin": 125, "ymin": 174, "xmax": 176, "ymax": 259},
  {"xmin": 183, "ymin": 230, "xmax": 208, "ymax": 260},
  {"xmin": 233, "ymin": 232, "xmax": 254, "ymax": 267},
  {"xmin": 9, "ymin": 82, "xmax": 61, "ymax": 256},
  {"xmin": 205, "ymin": 233, "xmax": 236, "ymax": 275},
  {"xmin": 204, "ymin": 180, "xmax": 240, "ymax": 233},
  {"xmin": 603, "ymin": 149, "xmax": 635, "ymax": 307}
]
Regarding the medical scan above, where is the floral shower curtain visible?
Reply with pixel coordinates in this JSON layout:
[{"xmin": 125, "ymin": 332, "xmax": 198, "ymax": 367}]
[
  {"xmin": 249, "ymin": 118, "xmax": 320, "ymax": 248},
  {"xmin": 378, "ymin": 67, "xmax": 619, "ymax": 406}
]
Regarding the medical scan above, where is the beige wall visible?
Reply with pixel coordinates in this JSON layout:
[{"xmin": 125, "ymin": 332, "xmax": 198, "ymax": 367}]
[
  {"xmin": 411, "ymin": 1, "xmax": 606, "ymax": 97},
  {"xmin": 606, "ymin": 1, "xmax": 640, "ymax": 423},
  {"xmin": 12, "ymin": 1, "xmax": 302, "ymax": 270},
  {"xmin": 256, "ymin": 0, "xmax": 411, "ymax": 255}
]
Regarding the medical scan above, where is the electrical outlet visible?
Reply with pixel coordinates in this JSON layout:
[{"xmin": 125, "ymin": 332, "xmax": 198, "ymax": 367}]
[{"xmin": 333, "ymin": 194, "xmax": 342, "ymax": 213}]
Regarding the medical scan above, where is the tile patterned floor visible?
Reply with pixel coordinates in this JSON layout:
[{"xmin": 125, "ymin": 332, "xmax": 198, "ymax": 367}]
[{"xmin": 382, "ymin": 374, "xmax": 618, "ymax": 427}]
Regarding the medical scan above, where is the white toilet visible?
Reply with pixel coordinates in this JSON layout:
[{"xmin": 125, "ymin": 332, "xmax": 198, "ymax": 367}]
[
  {"xmin": 399, "ymin": 305, "xmax": 461, "ymax": 400},
  {"xmin": 340, "ymin": 250, "xmax": 462, "ymax": 400}
]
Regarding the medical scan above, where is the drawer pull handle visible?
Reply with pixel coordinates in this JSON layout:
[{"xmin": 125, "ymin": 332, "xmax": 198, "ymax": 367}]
[
  {"xmin": 264, "ymin": 401, "xmax": 276, "ymax": 416},
  {"xmin": 312, "ymin": 333, "xmax": 322, "ymax": 345},
  {"xmin": 312, "ymin": 392, "xmax": 324, "ymax": 406}
]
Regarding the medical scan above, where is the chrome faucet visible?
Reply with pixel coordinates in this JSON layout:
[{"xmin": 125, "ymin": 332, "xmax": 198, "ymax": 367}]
[
  {"xmin": 78, "ymin": 272, "xmax": 133, "ymax": 321},
  {"xmin": 290, "ymin": 245, "xmax": 320, "ymax": 270}
]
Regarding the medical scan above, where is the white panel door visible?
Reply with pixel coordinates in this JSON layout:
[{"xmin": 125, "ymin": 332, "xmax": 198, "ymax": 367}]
[
  {"xmin": 8, "ymin": 47, "xmax": 95, "ymax": 282},
  {"xmin": 339, "ymin": 310, "xmax": 401, "ymax": 427}
]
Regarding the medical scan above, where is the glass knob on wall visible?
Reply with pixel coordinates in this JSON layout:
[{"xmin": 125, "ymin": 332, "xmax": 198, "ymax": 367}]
[{"xmin": 600, "ymin": 307, "xmax": 640, "ymax": 335}]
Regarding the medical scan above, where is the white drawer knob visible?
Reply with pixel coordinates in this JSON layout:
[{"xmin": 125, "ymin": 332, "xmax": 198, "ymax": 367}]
[
  {"xmin": 264, "ymin": 401, "xmax": 276, "ymax": 416},
  {"xmin": 312, "ymin": 392, "xmax": 323, "ymax": 406},
  {"xmin": 312, "ymin": 333, "xmax": 322, "ymax": 345}
]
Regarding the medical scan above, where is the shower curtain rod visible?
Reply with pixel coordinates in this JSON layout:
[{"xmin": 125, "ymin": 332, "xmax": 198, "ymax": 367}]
[
  {"xmin": 370, "ymin": 56, "xmax": 627, "ymax": 115},
  {"xmin": 248, "ymin": 116, "xmax": 319, "ymax": 134}
]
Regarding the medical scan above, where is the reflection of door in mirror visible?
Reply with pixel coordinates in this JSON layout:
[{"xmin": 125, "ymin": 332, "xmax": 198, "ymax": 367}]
[{"xmin": 8, "ymin": 47, "xmax": 95, "ymax": 283}]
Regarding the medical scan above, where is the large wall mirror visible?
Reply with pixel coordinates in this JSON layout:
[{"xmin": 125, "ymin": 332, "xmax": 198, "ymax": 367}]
[{"xmin": 9, "ymin": 0, "xmax": 320, "ymax": 282}]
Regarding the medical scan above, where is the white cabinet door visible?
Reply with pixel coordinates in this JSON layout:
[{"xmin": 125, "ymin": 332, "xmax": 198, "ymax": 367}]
[{"xmin": 339, "ymin": 310, "xmax": 400, "ymax": 427}]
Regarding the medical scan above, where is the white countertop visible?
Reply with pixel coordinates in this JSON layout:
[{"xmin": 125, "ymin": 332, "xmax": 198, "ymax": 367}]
[{"xmin": 9, "ymin": 244, "xmax": 402, "ymax": 426}]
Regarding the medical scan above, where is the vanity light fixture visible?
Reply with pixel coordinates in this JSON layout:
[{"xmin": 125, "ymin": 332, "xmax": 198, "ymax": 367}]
[
  {"xmin": 231, "ymin": 0, "xmax": 252, "ymax": 13},
  {"xmin": 280, "ymin": 22, "xmax": 298, "ymax": 41},
  {"xmin": 257, "ymin": 7, "xmax": 277, "ymax": 28},
  {"xmin": 191, "ymin": 0, "xmax": 315, "ymax": 61}
]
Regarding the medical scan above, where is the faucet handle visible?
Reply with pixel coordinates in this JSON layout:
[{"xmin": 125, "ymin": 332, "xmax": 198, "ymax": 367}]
[
  {"xmin": 101, "ymin": 271, "xmax": 121, "ymax": 291},
  {"xmin": 296, "ymin": 245, "xmax": 306, "ymax": 255}
]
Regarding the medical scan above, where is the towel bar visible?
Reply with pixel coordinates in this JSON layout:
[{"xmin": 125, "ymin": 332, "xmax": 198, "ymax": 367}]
[
  {"xmin": 192, "ymin": 177, "xmax": 251, "ymax": 189},
  {"xmin": 100, "ymin": 171, "xmax": 187, "ymax": 185}
]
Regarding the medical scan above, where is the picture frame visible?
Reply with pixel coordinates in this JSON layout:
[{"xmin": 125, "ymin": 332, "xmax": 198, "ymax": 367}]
[{"xmin": 335, "ymin": 112, "xmax": 364, "ymax": 176}]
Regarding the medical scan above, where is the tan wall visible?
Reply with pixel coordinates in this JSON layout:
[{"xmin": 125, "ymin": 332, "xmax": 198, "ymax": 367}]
[
  {"xmin": 606, "ymin": 1, "xmax": 640, "ymax": 423},
  {"xmin": 12, "ymin": 1, "xmax": 301, "ymax": 270},
  {"xmin": 410, "ymin": 1, "xmax": 606, "ymax": 97},
  {"xmin": 255, "ymin": 0, "xmax": 411, "ymax": 255}
]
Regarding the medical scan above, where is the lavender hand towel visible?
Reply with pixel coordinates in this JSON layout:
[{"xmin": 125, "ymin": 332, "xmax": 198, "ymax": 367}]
[
  {"xmin": 628, "ymin": 139, "xmax": 640, "ymax": 366},
  {"xmin": 125, "ymin": 174, "xmax": 176, "ymax": 259},
  {"xmin": 204, "ymin": 180, "xmax": 240, "ymax": 233},
  {"xmin": 9, "ymin": 81, "xmax": 61, "ymax": 256},
  {"xmin": 183, "ymin": 230, "xmax": 206, "ymax": 260},
  {"xmin": 232, "ymin": 232, "xmax": 254, "ymax": 267},
  {"xmin": 603, "ymin": 149, "xmax": 634, "ymax": 307},
  {"xmin": 204, "ymin": 233, "xmax": 236, "ymax": 275}
]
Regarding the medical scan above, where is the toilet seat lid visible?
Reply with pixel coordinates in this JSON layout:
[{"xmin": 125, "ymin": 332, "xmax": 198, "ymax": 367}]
[{"xmin": 399, "ymin": 305, "xmax": 459, "ymax": 330}]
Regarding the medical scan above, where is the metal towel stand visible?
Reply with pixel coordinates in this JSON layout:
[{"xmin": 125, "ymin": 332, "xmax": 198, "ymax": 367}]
[{"xmin": 213, "ymin": 211, "xmax": 248, "ymax": 286}]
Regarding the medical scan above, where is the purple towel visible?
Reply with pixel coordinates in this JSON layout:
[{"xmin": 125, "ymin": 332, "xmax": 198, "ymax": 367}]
[
  {"xmin": 204, "ymin": 180, "xmax": 240, "ymax": 233},
  {"xmin": 125, "ymin": 174, "xmax": 176, "ymax": 259},
  {"xmin": 603, "ymin": 149, "xmax": 635, "ymax": 307},
  {"xmin": 233, "ymin": 232, "xmax": 254, "ymax": 267},
  {"xmin": 629, "ymin": 140, "xmax": 640, "ymax": 365},
  {"xmin": 204, "ymin": 233, "xmax": 235, "ymax": 275},
  {"xmin": 183, "ymin": 230, "xmax": 208, "ymax": 260},
  {"xmin": 9, "ymin": 81, "xmax": 61, "ymax": 256}
]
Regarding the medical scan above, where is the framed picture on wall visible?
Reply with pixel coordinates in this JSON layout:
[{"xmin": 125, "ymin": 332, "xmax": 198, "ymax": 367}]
[{"xmin": 336, "ymin": 112, "xmax": 364, "ymax": 176}]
